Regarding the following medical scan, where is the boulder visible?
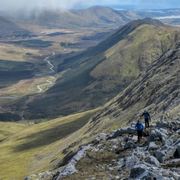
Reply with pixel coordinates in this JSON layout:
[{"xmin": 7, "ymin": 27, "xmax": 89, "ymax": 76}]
[
  {"xmin": 39, "ymin": 171, "xmax": 53, "ymax": 180},
  {"xmin": 117, "ymin": 158, "xmax": 125, "ymax": 168},
  {"xmin": 164, "ymin": 146, "xmax": 179, "ymax": 161},
  {"xmin": 149, "ymin": 129, "xmax": 167, "ymax": 143},
  {"xmin": 129, "ymin": 164, "xmax": 166, "ymax": 180},
  {"xmin": 145, "ymin": 156, "xmax": 160, "ymax": 167},
  {"xmin": 155, "ymin": 150, "xmax": 166, "ymax": 163},
  {"xmin": 174, "ymin": 143, "xmax": 180, "ymax": 158},
  {"xmin": 124, "ymin": 140, "xmax": 137, "ymax": 149},
  {"xmin": 156, "ymin": 121, "xmax": 170, "ymax": 129},
  {"xmin": 148, "ymin": 142, "xmax": 159, "ymax": 150},
  {"xmin": 164, "ymin": 159, "xmax": 180, "ymax": 168},
  {"xmin": 96, "ymin": 133, "xmax": 107, "ymax": 141},
  {"xmin": 125, "ymin": 154, "xmax": 139, "ymax": 168},
  {"xmin": 129, "ymin": 164, "xmax": 148, "ymax": 179},
  {"xmin": 109, "ymin": 127, "xmax": 136, "ymax": 139}
]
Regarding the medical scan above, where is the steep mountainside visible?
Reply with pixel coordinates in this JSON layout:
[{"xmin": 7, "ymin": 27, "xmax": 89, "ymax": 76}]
[
  {"xmin": 89, "ymin": 42, "xmax": 180, "ymax": 133},
  {"xmin": 24, "ymin": 6, "xmax": 140, "ymax": 29},
  {"xmin": 0, "ymin": 16, "xmax": 31, "ymax": 39},
  {"xmin": 26, "ymin": 43, "xmax": 180, "ymax": 180},
  {"xmin": 8, "ymin": 19, "xmax": 180, "ymax": 120}
]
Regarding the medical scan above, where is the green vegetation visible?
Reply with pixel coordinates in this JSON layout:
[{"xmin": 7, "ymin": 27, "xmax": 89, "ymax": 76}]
[
  {"xmin": 0, "ymin": 109, "xmax": 98, "ymax": 180},
  {"xmin": 92, "ymin": 24, "xmax": 178, "ymax": 80}
]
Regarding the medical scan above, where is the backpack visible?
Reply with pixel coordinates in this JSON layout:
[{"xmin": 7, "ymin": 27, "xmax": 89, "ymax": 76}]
[{"xmin": 136, "ymin": 123, "xmax": 144, "ymax": 131}]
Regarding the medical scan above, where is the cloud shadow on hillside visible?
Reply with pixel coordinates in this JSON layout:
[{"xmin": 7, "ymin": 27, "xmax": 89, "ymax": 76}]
[{"xmin": 14, "ymin": 114, "xmax": 92, "ymax": 152}]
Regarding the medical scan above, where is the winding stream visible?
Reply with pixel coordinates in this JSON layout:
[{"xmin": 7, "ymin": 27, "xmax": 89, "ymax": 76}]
[{"xmin": 37, "ymin": 52, "xmax": 56, "ymax": 93}]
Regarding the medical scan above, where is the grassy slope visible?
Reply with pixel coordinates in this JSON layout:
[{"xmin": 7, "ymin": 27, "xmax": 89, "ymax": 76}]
[
  {"xmin": 0, "ymin": 43, "xmax": 39, "ymax": 62},
  {"xmin": 91, "ymin": 24, "xmax": 179, "ymax": 87},
  {"xmin": 0, "ymin": 109, "xmax": 98, "ymax": 180},
  {"xmin": 21, "ymin": 21, "xmax": 179, "ymax": 120},
  {"xmin": 89, "ymin": 43, "xmax": 180, "ymax": 134}
]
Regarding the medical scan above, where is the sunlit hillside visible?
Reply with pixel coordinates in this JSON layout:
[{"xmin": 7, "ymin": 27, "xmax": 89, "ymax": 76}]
[{"xmin": 0, "ymin": 109, "xmax": 98, "ymax": 179}]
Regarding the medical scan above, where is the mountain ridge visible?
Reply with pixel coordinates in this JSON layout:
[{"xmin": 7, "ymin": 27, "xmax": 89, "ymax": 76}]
[
  {"xmin": 17, "ymin": 6, "xmax": 140, "ymax": 29},
  {"xmin": 3, "ymin": 18, "xmax": 179, "ymax": 121},
  {"xmin": 89, "ymin": 42, "xmax": 180, "ymax": 133}
]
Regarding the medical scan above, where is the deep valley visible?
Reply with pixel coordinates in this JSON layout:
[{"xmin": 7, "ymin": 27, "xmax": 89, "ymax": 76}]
[{"xmin": 0, "ymin": 5, "xmax": 179, "ymax": 180}]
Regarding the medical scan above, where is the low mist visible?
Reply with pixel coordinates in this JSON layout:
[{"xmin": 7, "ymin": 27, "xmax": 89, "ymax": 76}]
[{"xmin": 0, "ymin": 0, "xmax": 179, "ymax": 16}]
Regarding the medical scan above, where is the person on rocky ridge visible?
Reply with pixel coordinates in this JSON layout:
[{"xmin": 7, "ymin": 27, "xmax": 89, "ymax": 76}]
[
  {"xmin": 142, "ymin": 110, "xmax": 151, "ymax": 128},
  {"xmin": 135, "ymin": 120, "xmax": 144, "ymax": 143}
]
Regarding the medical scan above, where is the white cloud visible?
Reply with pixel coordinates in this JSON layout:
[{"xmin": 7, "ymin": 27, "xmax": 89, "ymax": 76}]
[
  {"xmin": 0, "ymin": 0, "xmax": 135, "ymax": 12},
  {"xmin": 0, "ymin": 0, "xmax": 179, "ymax": 14}
]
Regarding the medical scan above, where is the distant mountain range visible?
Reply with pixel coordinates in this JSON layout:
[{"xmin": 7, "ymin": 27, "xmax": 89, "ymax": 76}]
[
  {"xmin": 0, "ymin": 6, "xmax": 180, "ymax": 121},
  {"xmin": 6, "ymin": 18, "xmax": 179, "ymax": 121},
  {"xmin": 21, "ymin": 6, "xmax": 140, "ymax": 29},
  {"xmin": 1, "ymin": 6, "xmax": 180, "ymax": 36}
]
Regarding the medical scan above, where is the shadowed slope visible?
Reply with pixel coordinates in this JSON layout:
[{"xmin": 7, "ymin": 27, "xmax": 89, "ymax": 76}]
[
  {"xmin": 89, "ymin": 42, "xmax": 180, "ymax": 133},
  {"xmin": 0, "ymin": 109, "xmax": 98, "ymax": 179},
  {"xmin": 0, "ymin": 16, "xmax": 31, "ymax": 39}
]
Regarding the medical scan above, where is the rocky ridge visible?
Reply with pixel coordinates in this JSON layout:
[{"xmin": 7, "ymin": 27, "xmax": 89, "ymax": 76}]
[{"xmin": 27, "ymin": 119, "xmax": 180, "ymax": 180}]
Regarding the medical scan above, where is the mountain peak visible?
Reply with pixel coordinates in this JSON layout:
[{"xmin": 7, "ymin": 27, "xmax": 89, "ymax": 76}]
[
  {"xmin": 136, "ymin": 17, "xmax": 165, "ymax": 26},
  {"xmin": 120, "ymin": 18, "xmax": 165, "ymax": 33}
]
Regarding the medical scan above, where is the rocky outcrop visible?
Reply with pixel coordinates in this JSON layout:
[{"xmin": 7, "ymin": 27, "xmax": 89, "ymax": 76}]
[{"xmin": 27, "ymin": 119, "xmax": 180, "ymax": 179}]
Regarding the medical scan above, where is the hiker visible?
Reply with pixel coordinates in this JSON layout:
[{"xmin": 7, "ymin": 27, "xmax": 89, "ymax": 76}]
[
  {"xmin": 142, "ymin": 110, "xmax": 151, "ymax": 128},
  {"xmin": 135, "ymin": 120, "xmax": 144, "ymax": 143}
]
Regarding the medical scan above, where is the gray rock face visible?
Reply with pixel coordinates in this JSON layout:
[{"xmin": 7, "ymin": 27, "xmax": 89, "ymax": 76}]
[
  {"xmin": 27, "ymin": 120, "xmax": 180, "ymax": 180},
  {"xmin": 125, "ymin": 154, "xmax": 139, "ymax": 168},
  {"xmin": 155, "ymin": 150, "xmax": 166, "ymax": 163},
  {"xmin": 130, "ymin": 164, "xmax": 148, "ymax": 179},
  {"xmin": 148, "ymin": 142, "xmax": 159, "ymax": 150},
  {"xmin": 145, "ymin": 156, "xmax": 160, "ymax": 167},
  {"xmin": 149, "ymin": 129, "xmax": 167, "ymax": 143},
  {"xmin": 124, "ymin": 140, "xmax": 137, "ymax": 149},
  {"xmin": 174, "ymin": 143, "xmax": 180, "ymax": 158},
  {"xmin": 108, "ymin": 127, "xmax": 136, "ymax": 139}
]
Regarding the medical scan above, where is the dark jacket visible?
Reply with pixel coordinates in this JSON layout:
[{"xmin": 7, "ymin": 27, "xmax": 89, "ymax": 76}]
[
  {"xmin": 135, "ymin": 122, "xmax": 144, "ymax": 131},
  {"xmin": 142, "ymin": 112, "xmax": 151, "ymax": 120}
]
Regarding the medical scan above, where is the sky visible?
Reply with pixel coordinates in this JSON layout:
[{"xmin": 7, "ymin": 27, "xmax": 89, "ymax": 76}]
[{"xmin": 0, "ymin": 0, "xmax": 180, "ymax": 14}]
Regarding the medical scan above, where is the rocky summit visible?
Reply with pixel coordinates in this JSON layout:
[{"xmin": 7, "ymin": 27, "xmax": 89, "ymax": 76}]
[{"xmin": 27, "ymin": 119, "xmax": 180, "ymax": 180}]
